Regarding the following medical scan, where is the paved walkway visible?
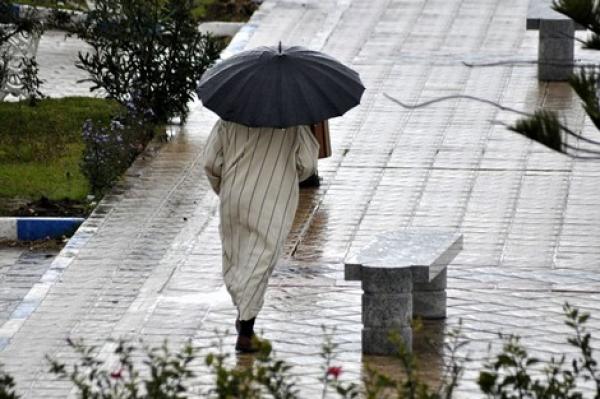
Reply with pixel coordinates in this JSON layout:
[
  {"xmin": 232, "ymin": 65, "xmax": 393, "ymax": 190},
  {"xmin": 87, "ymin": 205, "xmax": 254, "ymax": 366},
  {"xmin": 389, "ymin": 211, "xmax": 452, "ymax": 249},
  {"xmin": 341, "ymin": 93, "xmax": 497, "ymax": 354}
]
[
  {"xmin": 0, "ymin": 246, "xmax": 58, "ymax": 348},
  {"xmin": 2, "ymin": 0, "xmax": 600, "ymax": 397}
]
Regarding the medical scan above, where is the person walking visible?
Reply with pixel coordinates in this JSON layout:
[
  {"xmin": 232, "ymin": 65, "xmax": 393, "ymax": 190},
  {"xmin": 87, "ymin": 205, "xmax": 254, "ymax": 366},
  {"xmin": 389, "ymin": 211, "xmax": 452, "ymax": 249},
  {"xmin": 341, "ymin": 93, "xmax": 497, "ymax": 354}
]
[
  {"xmin": 197, "ymin": 43, "xmax": 364, "ymax": 353},
  {"xmin": 203, "ymin": 119, "xmax": 319, "ymax": 353}
]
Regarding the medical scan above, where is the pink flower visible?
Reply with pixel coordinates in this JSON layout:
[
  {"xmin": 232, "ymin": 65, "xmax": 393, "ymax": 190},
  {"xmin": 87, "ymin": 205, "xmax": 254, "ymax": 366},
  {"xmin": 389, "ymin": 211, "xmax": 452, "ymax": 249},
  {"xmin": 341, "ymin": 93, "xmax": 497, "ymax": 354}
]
[
  {"xmin": 110, "ymin": 368, "xmax": 123, "ymax": 379},
  {"xmin": 327, "ymin": 366, "xmax": 342, "ymax": 379}
]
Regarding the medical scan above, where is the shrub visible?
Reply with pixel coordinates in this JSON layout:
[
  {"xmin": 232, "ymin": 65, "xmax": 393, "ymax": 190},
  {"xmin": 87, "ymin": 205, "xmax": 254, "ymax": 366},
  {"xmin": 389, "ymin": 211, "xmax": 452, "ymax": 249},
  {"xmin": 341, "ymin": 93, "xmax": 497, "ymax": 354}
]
[
  {"xmin": 0, "ymin": 303, "xmax": 592, "ymax": 398},
  {"xmin": 79, "ymin": 106, "xmax": 153, "ymax": 195},
  {"xmin": 478, "ymin": 303, "xmax": 600, "ymax": 399},
  {"xmin": 72, "ymin": 0, "xmax": 223, "ymax": 124},
  {"xmin": 0, "ymin": 365, "xmax": 19, "ymax": 399},
  {"xmin": 19, "ymin": 55, "xmax": 44, "ymax": 104},
  {"xmin": 205, "ymin": 338, "xmax": 300, "ymax": 398},
  {"xmin": 47, "ymin": 338, "xmax": 196, "ymax": 398}
]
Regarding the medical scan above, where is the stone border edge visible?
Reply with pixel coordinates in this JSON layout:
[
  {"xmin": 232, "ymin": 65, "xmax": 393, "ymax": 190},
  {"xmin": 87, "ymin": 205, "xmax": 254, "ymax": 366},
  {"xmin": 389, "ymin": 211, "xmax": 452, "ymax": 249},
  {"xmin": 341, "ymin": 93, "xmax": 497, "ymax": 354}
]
[{"xmin": 0, "ymin": 217, "xmax": 84, "ymax": 241}]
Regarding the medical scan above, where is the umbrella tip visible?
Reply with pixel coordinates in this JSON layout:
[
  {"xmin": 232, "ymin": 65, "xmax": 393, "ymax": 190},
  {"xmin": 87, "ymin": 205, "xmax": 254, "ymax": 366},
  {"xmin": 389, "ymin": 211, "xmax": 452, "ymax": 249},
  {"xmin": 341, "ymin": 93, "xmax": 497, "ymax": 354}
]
[{"xmin": 278, "ymin": 41, "xmax": 282, "ymax": 54}]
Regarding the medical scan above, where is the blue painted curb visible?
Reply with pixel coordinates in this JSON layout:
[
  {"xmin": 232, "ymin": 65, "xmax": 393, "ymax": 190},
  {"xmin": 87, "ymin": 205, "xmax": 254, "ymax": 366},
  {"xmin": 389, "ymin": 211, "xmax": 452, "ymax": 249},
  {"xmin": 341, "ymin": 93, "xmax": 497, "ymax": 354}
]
[
  {"xmin": 9, "ymin": 4, "xmax": 20, "ymax": 18},
  {"xmin": 0, "ymin": 217, "xmax": 84, "ymax": 241}
]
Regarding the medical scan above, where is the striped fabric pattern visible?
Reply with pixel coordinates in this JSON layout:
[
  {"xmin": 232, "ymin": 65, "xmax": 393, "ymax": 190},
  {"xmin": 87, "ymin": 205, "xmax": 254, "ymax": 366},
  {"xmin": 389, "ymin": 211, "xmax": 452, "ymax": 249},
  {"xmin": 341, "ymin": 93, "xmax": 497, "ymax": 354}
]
[{"xmin": 203, "ymin": 120, "xmax": 319, "ymax": 320}]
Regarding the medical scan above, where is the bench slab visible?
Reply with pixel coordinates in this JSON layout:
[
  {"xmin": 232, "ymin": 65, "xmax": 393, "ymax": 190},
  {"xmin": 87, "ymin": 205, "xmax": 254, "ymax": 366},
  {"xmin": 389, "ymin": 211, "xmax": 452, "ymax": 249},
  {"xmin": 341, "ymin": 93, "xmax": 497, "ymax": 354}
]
[{"xmin": 345, "ymin": 229, "xmax": 463, "ymax": 283}]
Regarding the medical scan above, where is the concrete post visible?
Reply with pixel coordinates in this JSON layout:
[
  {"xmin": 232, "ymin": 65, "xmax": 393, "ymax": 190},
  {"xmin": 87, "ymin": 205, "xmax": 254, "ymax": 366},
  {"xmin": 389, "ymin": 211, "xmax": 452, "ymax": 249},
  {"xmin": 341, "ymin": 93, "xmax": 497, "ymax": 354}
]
[
  {"xmin": 361, "ymin": 267, "xmax": 413, "ymax": 355},
  {"xmin": 538, "ymin": 19, "xmax": 575, "ymax": 81},
  {"xmin": 413, "ymin": 268, "xmax": 447, "ymax": 319}
]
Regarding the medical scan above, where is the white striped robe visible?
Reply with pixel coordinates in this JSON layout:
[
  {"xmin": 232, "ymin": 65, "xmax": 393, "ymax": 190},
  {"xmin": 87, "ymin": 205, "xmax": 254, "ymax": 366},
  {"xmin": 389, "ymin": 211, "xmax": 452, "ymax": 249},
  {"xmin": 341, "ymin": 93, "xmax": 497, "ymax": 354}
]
[{"xmin": 203, "ymin": 119, "xmax": 319, "ymax": 320}]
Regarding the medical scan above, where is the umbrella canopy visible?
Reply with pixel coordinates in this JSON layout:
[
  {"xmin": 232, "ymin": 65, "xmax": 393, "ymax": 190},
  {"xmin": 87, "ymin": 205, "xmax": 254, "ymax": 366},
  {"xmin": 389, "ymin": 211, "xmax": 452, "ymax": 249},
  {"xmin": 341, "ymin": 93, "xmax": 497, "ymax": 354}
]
[{"xmin": 196, "ymin": 44, "xmax": 365, "ymax": 128}]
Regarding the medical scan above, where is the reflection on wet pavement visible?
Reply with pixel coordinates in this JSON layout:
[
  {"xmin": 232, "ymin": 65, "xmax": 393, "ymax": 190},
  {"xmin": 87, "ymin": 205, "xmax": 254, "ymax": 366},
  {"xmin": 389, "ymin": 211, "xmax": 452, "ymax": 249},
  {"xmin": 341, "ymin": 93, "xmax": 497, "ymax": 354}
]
[{"xmin": 0, "ymin": 247, "xmax": 59, "ymax": 348}]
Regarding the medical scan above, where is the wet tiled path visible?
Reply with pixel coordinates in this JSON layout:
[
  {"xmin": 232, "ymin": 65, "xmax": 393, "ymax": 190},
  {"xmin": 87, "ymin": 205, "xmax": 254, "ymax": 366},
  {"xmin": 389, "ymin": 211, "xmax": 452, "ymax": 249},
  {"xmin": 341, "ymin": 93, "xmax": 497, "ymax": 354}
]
[
  {"xmin": 2, "ymin": 0, "xmax": 600, "ymax": 397},
  {"xmin": 0, "ymin": 247, "xmax": 59, "ymax": 349}
]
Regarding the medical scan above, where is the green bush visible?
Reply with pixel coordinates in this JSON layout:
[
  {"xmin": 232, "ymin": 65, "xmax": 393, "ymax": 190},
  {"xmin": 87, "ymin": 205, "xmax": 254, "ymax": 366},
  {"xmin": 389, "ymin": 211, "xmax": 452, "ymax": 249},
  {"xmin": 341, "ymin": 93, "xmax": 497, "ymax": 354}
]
[
  {"xmin": 47, "ymin": 338, "xmax": 197, "ymax": 399},
  {"xmin": 79, "ymin": 98, "xmax": 161, "ymax": 195},
  {"xmin": 205, "ymin": 338, "xmax": 300, "ymax": 398},
  {"xmin": 72, "ymin": 0, "xmax": 223, "ymax": 124},
  {"xmin": 478, "ymin": 304, "xmax": 600, "ymax": 399},
  {"xmin": 0, "ymin": 366, "xmax": 18, "ymax": 399}
]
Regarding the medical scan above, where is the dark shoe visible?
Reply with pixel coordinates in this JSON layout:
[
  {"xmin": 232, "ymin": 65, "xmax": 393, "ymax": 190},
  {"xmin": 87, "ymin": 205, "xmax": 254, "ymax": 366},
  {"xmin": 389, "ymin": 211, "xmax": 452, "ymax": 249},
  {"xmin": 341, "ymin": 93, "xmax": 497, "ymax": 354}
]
[
  {"xmin": 299, "ymin": 174, "xmax": 320, "ymax": 188},
  {"xmin": 235, "ymin": 334, "xmax": 260, "ymax": 354}
]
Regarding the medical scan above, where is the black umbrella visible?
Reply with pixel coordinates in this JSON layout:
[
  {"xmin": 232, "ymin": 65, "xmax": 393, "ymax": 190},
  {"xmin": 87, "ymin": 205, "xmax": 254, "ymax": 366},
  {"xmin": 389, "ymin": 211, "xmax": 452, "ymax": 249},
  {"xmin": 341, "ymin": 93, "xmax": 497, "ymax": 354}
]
[{"xmin": 196, "ymin": 43, "xmax": 365, "ymax": 128}]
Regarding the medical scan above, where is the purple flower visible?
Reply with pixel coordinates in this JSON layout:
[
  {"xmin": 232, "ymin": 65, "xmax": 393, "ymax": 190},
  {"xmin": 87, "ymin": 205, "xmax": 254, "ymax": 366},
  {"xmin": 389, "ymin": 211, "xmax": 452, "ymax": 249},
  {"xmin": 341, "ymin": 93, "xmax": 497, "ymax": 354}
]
[{"xmin": 110, "ymin": 120, "xmax": 124, "ymax": 130}]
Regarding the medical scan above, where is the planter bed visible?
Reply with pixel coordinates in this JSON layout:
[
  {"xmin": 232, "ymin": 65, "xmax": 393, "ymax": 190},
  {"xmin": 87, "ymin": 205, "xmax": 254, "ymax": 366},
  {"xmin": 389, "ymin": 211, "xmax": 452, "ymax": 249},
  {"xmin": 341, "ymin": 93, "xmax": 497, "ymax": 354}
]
[{"xmin": 0, "ymin": 97, "xmax": 121, "ymax": 220}]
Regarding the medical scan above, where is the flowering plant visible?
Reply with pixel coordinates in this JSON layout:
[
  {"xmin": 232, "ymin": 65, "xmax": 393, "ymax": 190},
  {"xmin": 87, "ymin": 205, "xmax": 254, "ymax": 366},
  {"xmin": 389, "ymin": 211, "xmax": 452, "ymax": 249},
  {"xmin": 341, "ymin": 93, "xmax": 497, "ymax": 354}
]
[
  {"xmin": 79, "ymin": 107, "xmax": 151, "ymax": 195},
  {"xmin": 47, "ymin": 338, "xmax": 196, "ymax": 399},
  {"xmin": 0, "ymin": 304, "xmax": 596, "ymax": 398}
]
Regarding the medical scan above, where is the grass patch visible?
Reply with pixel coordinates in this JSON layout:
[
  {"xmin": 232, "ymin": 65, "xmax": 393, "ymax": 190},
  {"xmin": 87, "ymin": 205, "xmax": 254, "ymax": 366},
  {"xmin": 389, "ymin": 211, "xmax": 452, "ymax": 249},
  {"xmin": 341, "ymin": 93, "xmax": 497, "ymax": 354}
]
[{"xmin": 0, "ymin": 97, "xmax": 121, "ymax": 205}]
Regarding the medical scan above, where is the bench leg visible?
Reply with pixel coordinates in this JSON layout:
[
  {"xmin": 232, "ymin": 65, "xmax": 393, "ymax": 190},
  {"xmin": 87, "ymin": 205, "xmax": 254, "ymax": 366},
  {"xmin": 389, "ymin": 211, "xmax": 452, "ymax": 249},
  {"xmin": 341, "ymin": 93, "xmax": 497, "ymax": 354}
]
[
  {"xmin": 361, "ymin": 268, "xmax": 413, "ymax": 355},
  {"xmin": 413, "ymin": 268, "xmax": 447, "ymax": 319},
  {"xmin": 538, "ymin": 19, "xmax": 575, "ymax": 81}
]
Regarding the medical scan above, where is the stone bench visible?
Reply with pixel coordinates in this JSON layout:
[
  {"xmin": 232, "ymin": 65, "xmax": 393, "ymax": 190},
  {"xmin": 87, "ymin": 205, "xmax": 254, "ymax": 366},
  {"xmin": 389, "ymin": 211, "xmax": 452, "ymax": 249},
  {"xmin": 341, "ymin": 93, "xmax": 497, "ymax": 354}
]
[
  {"xmin": 0, "ymin": 26, "xmax": 41, "ymax": 101},
  {"xmin": 344, "ymin": 229, "xmax": 463, "ymax": 355},
  {"xmin": 527, "ymin": 0, "xmax": 585, "ymax": 81}
]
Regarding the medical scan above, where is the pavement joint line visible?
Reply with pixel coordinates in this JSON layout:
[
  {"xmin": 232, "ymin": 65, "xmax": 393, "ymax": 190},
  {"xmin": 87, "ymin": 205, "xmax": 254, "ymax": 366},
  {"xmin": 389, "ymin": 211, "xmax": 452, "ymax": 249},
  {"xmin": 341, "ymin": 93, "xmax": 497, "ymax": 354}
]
[
  {"xmin": 358, "ymin": 166, "xmax": 574, "ymax": 172},
  {"xmin": 549, "ymin": 111, "xmax": 586, "ymax": 267},
  {"xmin": 451, "ymin": 39, "xmax": 517, "ymax": 233},
  {"xmin": 407, "ymin": 0, "xmax": 501, "ymax": 231},
  {"xmin": 498, "ymin": 84, "xmax": 549, "ymax": 267},
  {"xmin": 286, "ymin": 0, "xmax": 399, "ymax": 257},
  {"xmin": 298, "ymin": 0, "xmax": 428, "ymax": 260},
  {"xmin": 498, "ymin": 97, "xmax": 548, "ymax": 265},
  {"xmin": 307, "ymin": 0, "xmax": 352, "ymax": 50},
  {"xmin": 450, "ymin": 286, "xmax": 600, "ymax": 294}
]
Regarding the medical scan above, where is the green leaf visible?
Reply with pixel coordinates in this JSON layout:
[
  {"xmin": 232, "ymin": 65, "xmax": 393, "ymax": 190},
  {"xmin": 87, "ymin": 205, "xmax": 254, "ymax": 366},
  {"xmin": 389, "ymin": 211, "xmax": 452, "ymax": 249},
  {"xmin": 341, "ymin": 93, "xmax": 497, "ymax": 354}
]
[
  {"xmin": 568, "ymin": 69, "xmax": 600, "ymax": 131},
  {"xmin": 478, "ymin": 371, "xmax": 497, "ymax": 393},
  {"xmin": 509, "ymin": 110, "xmax": 565, "ymax": 153},
  {"xmin": 578, "ymin": 314, "xmax": 590, "ymax": 324},
  {"xmin": 553, "ymin": 0, "xmax": 598, "ymax": 28}
]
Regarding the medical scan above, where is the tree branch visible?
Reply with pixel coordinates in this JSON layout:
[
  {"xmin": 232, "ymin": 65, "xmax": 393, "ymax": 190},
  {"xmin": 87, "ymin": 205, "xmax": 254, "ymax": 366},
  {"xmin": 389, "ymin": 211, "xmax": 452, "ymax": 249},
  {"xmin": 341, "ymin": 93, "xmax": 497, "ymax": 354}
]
[{"xmin": 383, "ymin": 92, "xmax": 600, "ymax": 147}]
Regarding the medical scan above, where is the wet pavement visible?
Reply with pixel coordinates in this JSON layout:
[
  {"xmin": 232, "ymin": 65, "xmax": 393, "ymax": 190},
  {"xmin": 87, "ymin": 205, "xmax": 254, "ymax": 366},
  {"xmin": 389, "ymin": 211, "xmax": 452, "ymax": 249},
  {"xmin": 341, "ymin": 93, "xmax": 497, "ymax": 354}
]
[
  {"xmin": 2, "ymin": 0, "xmax": 600, "ymax": 397},
  {"xmin": 0, "ymin": 246, "xmax": 59, "ymax": 350}
]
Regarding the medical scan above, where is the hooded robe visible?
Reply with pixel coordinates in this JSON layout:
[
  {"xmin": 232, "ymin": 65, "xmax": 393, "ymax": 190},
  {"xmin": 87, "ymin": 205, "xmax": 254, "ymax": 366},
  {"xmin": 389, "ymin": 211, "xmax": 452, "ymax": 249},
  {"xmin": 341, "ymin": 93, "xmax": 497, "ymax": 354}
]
[{"xmin": 203, "ymin": 119, "xmax": 319, "ymax": 320}]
